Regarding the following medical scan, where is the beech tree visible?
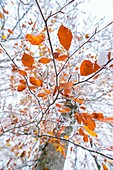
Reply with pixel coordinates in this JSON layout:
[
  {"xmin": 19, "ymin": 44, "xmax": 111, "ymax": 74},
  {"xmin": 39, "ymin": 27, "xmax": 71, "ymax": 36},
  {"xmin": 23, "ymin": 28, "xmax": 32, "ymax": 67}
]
[{"xmin": 0, "ymin": 0, "xmax": 113, "ymax": 169}]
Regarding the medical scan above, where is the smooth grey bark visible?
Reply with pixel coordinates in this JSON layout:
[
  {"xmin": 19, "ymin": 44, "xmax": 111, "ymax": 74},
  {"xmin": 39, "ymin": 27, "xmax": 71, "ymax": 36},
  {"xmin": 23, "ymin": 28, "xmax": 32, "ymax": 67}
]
[{"xmin": 35, "ymin": 142, "xmax": 67, "ymax": 170}]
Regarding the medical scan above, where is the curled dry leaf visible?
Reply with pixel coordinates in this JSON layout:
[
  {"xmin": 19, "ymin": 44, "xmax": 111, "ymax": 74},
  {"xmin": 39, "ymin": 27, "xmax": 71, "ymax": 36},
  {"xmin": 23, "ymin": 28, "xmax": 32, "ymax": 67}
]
[
  {"xmin": 58, "ymin": 25, "xmax": 73, "ymax": 50},
  {"xmin": 22, "ymin": 53, "xmax": 34, "ymax": 67}
]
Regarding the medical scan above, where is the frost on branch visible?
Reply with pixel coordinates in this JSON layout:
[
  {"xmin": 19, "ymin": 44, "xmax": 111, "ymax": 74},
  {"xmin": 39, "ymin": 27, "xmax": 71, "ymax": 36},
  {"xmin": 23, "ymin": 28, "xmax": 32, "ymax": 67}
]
[{"xmin": 0, "ymin": 0, "xmax": 113, "ymax": 169}]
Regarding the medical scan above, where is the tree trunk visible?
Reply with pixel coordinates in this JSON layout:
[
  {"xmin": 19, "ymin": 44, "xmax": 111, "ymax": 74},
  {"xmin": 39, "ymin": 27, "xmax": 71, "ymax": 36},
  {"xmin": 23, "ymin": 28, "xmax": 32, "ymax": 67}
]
[{"xmin": 35, "ymin": 142, "xmax": 67, "ymax": 170}]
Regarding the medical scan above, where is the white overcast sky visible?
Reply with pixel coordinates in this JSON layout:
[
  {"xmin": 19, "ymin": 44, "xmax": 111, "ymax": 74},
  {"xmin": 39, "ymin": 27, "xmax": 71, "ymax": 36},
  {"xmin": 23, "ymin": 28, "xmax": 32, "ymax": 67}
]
[{"xmin": 82, "ymin": 0, "xmax": 113, "ymax": 21}]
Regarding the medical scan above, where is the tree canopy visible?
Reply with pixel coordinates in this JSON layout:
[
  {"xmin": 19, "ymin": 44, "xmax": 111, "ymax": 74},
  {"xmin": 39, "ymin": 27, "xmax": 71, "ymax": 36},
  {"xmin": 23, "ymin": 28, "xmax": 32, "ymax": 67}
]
[{"xmin": 0, "ymin": 0, "xmax": 113, "ymax": 169}]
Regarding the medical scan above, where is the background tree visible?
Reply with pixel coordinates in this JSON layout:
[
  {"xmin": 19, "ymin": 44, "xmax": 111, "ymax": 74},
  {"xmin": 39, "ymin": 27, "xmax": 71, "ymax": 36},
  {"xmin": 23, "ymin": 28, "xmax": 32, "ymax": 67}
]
[{"xmin": 0, "ymin": 0, "xmax": 113, "ymax": 169}]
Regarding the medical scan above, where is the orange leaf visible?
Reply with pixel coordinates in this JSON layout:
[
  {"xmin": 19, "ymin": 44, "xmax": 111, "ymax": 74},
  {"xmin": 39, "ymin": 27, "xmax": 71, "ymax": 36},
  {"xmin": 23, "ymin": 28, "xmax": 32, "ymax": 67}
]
[
  {"xmin": 80, "ymin": 60, "xmax": 94, "ymax": 76},
  {"xmin": 36, "ymin": 79, "xmax": 43, "ymax": 87},
  {"xmin": 20, "ymin": 151, "xmax": 26, "ymax": 158},
  {"xmin": 83, "ymin": 134, "xmax": 88, "ymax": 142},
  {"xmin": 3, "ymin": 8, "xmax": 9, "ymax": 14},
  {"xmin": 64, "ymin": 135, "xmax": 69, "ymax": 139},
  {"xmin": 17, "ymin": 84, "xmax": 26, "ymax": 92},
  {"xmin": 56, "ymin": 103, "xmax": 63, "ymax": 108},
  {"xmin": 98, "ymin": 117, "xmax": 113, "ymax": 123},
  {"xmin": 78, "ymin": 128, "xmax": 85, "ymax": 136},
  {"xmin": 56, "ymin": 55, "xmax": 68, "ymax": 61},
  {"xmin": 29, "ymin": 86, "xmax": 36, "ymax": 90},
  {"xmin": 85, "ymin": 34, "xmax": 89, "ymax": 38},
  {"xmin": 29, "ymin": 77, "xmax": 42, "ymax": 87},
  {"xmin": 107, "ymin": 52, "xmax": 111, "ymax": 60},
  {"xmin": 37, "ymin": 93, "xmax": 47, "ymax": 97},
  {"xmin": 73, "ymin": 98, "xmax": 84, "ymax": 104},
  {"xmin": 102, "ymin": 163, "xmax": 108, "ymax": 170},
  {"xmin": 80, "ymin": 60, "xmax": 100, "ymax": 76},
  {"xmin": 53, "ymin": 52, "xmax": 60, "ymax": 59},
  {"xmin": 38, "ymin": 57, "xmax": 51, "ymax": 64},
  {"xmin": 22, "ymin": 53, "xmax": 34, "ymax": 67},
  {"xmin": 19, "ymin": 70, "xmax": 27, "ymax": 76},
  {"xmin": 59, "ymin": 82, "xmax": 73, "ymax": 90},
  {"xmin": 58, "ymin": 107, "xmax": 70, "ymax": 113},
  {"xmin": 53, "ymin": 86, "xmax": 57, "ymax": 96},
  {"xmin": 20, "ymin": 79, "xmax": 26, "ymax": 85},
  {"xmin": 43, "ymin": 88, "xmax": 51, "ymax": 94},
  {"xmin": 91, "ymin": 112, "xmax": 104, "ymax": 120},
  {"xmin": 58, "ymin": 25, "xmax": 73, "ymax": 50},
  {"xmin": 7, "ymin": 29, "xmax": 14, "ymax": 34},
  {"xmin": 82, "ymin": 113, "xmax": 96, "ymax": 131},
  {"xmin": 0, "ymin": 12, "xmax": 4, "ymax": 18},
  {"xmin": 80, "ymin": 106, "xmax": 86, "ymax": 110},
  {"xmin": 25, "ymin": 34, "xmax": 45, "ymax": 45},
  {"xmin": 83, "ymin": 126, "xmax": 97, "ymax": 137},
  {"xmin": 75, "ymin": 112, "xmax": 82, "ymax": 124},
  {"xmin": 94, "ymin": 61, "xmax": 100, "ymax": 72}
]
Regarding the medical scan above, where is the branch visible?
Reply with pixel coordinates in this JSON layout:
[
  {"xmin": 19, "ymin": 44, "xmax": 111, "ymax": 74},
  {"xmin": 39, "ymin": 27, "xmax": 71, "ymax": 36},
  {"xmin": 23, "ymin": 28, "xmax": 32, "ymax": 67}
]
[
  {"xmin": 74, "ymin": 57, "xmax": 113, "ymax": 86},
  {"xmin": 58, "ymin": 21, "xmax": 113, "ymax": 76},
  {"xmin": 38, "ymin": 134, "xmax": 113, "ymax": 160}
]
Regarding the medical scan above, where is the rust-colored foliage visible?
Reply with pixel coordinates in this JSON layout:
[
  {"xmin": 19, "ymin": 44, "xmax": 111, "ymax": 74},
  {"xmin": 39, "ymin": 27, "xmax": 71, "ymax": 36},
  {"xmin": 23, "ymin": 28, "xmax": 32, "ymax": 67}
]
[
  {"xmin": 75, "ymin": 112, "xmax": 82, "ymax": 124},
  {"xmin": 20, "ymin": 151, "xmax": 26, "ymax": 158},
  {"xmin": 107, "ymin": 52, "xmax": 111, "ymax": 60},
  {"xmin": 38, "ymin": 57, "xmax": 51, "ymax": 64},
  {"xmin": 0, "ymin": 12, "xmax": 4, "ymax": 18},
  {"xmin": 11, "ymin": 64, "xmax": 18, "ymax": 72},
  {"xmin": 17, "ymin": 84, "xmax": 26, "ymax": 92},
  {"xmin": 83, "ymin": 134, "xmax": 88, "ymax": 142},
  {"xmin": 3, "ymin": 8, "xmax": 9, "ymax": 14},
  {"xmin": 91, "ymin": 112, "xmax": 104, "ymax": 120},
  {"xmin": 58, "ymin": 107, "xmax": 70, "ymax": 113},
  {"xmin": 82, "ymin": 113, "xmax": 96, "ymax": 131},
  {"xmin": 22, "ymin": 53, "xmax": 34, "ymax": 67},
  {"xmin": 19, "ymin": 70, "xmax": 27, "ymax": 77},
  {"xmin": 80, "ymin": 60, "xmax": 100, "ymax": 76},
  {"xmin": 58, "ymin": 25, "xmax": 73, "ymax": 50},
  {"xmin": 59, "ymin": 82, "xmax": 73, "ymax": 90},
  {"xmin": 37, "ymin": 93, "xmax": 47, "ymax": 97},
  {"xmin": 75, "ymin": 112, "xmax": 96, "ymax": 131},
  {"xmin": 7, "ymin": 29, "xmax": 14, "ymax": 34},
  {"xmin": 20, "ymin": 79, "xmax": 26, "ymax": 85},
  {"xmin": 80, "ymin": 60, "xmax": 94, "ymax": 76},
  {"xmin": 55, "ymin": 54, "xmax": 68, "ymax": 61},
  {"xmin": 98, "ymin": 117, "xmax": 113, "ymax": 123},
  {"xmin": 94, "ymin": 61, "xmax": 100, "ymax": 72},
  {"xmin": 78, "ymin": 127, "xmax": 85, "ymax": 136},
  {"xmin": 25, "ymin": 34, "xmax": 45, "ymax": 45},
  {"xmin": 85, "ymin": 34, "xmax": 89, "ymax": 39},
  {"xmin": 29, "ymin": 77, "xmax": 42, "ymax": 87}
]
